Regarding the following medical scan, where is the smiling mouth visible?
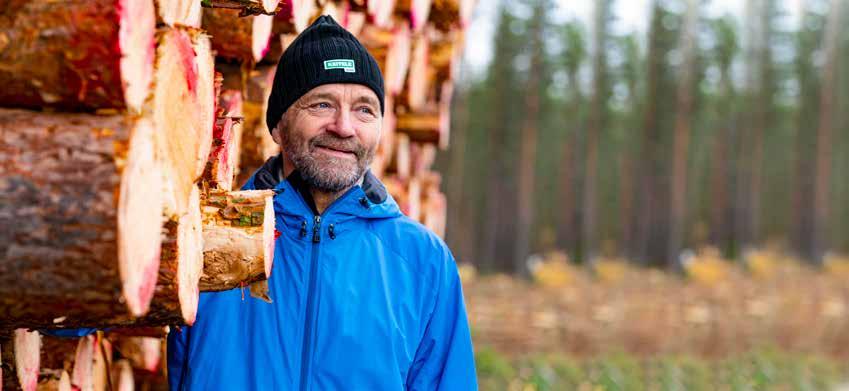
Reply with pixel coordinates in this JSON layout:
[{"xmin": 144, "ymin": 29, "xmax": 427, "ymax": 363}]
[{"xmin": 315, "ymin": 145, "xmax": 356, "ymax": 158}]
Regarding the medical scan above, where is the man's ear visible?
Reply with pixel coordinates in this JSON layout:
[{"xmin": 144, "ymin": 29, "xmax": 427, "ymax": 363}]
[
  {"xmin": 271, "ymin": 115, "xmax": 285, "ymax": 146},
  {"xmin": 271, "ymin": 126, "xmax": 282, "ymax": 146}
]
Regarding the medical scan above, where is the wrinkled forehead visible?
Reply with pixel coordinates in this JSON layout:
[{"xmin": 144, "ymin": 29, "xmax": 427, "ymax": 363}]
[{"xmin": 299, "ymin": 83, "xmax": 381, "ymax": 107}]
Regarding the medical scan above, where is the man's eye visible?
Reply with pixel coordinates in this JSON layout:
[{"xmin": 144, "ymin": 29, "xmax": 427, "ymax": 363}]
[
  {"xmin": 358, "ymin": 106, "xmax": 375, "ymax": 115},
  {"xmin": 312, "ymin": 102, "xmax": 331, "ymax": 109}
]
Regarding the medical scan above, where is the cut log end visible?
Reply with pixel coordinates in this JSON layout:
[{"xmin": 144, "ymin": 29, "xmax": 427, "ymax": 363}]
[
  {"xmin": 262, "ymin": 0, "xmax": 281, "ymax": 13},
  {"xmin": 158, "ymin": 0, "xmax": 202, "ymax": 27},
  {"xmin": 293, "ymin": 0, "xmax": 317, "ymax": 32},
  {"xmin": 368, "ymin": 0, "xmax": 396, "ymax": 28},
  {"xmin": 200, "ymin": 190, "xmax": 276, "ymax": 291},
  {"xmin": 177, "ymin": 186, "xmax": 203, "ymax": 324},
  {"xmin": 253, "ymin": 14, "xmax": 275, "ymax": 62},
  {"xmin": 385, "ymin": 23, "xmax": 412, "ymax": 95},
  {"xmin": 204, "ymin": 90, "xmax": 244, "ymax": 192},
  {"xmin": 119, "ymin": 118, "xmax": 164, "ymax": 317},
  {"xmin": 411, "ymin": 0, "xmax": 433, "ymax": 30},
  {"xmin": 13, "ymin": 329, "xmax": 39, "ymax": 391},
  {"xmin": 113, "ymin": 360, "xmax": 134, "ymax": 391},
  {"xmin": 154, "ymin": 28, "xmax": 215, "ymax": 217},
  {"xmin": 263, "ymin": 193, "xmax": 275, "ymax": 278},
  {"xmin": 119, "ymin": 0, "xmax": 156, "ymax": 112},
  {"xmin": 58, "ymin": 370, "xmax": 71, "ymax": 391},
  {"xmin": 71, "ymin": 336, "xmax": 95, "ymax": 391}
]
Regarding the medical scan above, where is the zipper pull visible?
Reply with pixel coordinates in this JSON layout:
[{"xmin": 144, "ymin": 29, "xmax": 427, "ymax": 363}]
[
  {"xmin": 300, "ymin": 220, "xmax": 308, "ymax": 238},
  {"xmin": 312, "ymin": 215, "xmax": 322, "ymax": 243},
  {"xmin": 328, "ymin": 224, "xmax": 336, "ymax": 240}
]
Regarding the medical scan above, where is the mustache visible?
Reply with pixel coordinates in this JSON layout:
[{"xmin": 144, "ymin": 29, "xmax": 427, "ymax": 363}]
[{"xmin": 310, "ymin": 134, "xmax": 365, "ymax": 158}]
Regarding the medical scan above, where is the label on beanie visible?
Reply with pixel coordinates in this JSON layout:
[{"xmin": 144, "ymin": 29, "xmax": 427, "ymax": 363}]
[{"xmin": 324, "ymin": 59, "xmax": 356, "ymax": 73}]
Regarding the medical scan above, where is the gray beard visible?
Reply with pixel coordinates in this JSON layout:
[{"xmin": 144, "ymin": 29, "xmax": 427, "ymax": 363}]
[{"xmin": 283, "ymin": 132, "xmax": 374, "ymax": 193}]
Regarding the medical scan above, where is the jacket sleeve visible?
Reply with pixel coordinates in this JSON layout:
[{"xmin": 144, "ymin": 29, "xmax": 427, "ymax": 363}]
[
  {"xmin": 167, "ymin": 325, "xmax": 190, "ymax": 390},
  {"xmin": 406, "ymin": 248, "xmax": 478, "ymax": 391}
]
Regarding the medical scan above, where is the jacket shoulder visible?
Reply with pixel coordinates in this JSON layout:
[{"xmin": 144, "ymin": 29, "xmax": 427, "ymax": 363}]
[{"xmin": 371, "ymin": 215, "xmax": 455, "ymax": 268}]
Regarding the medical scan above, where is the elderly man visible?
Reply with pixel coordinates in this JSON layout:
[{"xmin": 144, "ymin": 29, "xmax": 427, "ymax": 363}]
[{"xmin": 166, "ymin": 15, "xmax": 477, "ymax": 390}]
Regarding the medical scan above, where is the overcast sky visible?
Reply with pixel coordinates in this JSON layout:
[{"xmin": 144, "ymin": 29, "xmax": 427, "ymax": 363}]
[{"xmin": 461, "ymin": 0, "xmax": 804, "ymax": 75}]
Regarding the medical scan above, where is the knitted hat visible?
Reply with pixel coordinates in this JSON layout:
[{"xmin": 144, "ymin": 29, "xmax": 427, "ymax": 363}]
[{"xmin": 266, "ymin": 15, "xmax": 385, "ymax": 133}]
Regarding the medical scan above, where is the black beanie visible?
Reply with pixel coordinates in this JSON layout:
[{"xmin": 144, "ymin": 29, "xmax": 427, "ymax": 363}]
[{"xmin": 266, "ymin": 15, "xmax": 385, "ymax": 133}]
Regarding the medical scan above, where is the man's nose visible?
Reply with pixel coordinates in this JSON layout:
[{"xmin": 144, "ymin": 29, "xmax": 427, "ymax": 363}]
[{"xmin": 327, "ymin": 108, "xmax": 356, "ymax": 138}]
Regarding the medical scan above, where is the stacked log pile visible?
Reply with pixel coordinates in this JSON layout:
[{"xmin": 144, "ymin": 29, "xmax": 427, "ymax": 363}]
[{"xmin": 0, "ymin": 0, "xmax": 471, "ymax": 388}]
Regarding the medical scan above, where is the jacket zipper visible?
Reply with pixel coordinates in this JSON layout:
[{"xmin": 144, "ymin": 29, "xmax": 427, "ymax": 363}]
[
  {"xmin": 299, "ymin": 215, "xmax": 321, "ymax": 391},
  {"xmin": 294, "ymin": 185, "xmax": 360, "ymax": 391}
]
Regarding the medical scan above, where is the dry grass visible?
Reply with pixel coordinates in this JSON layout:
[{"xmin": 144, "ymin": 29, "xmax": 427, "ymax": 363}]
[{"xmin": 463, "ymin": 250, "xmax": 849, "ymax": 359}]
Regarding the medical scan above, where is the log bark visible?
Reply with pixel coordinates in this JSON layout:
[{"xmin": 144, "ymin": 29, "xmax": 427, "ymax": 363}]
[
  {"xmin": 202, "ymin": 8, "xmax": 273, "ymax": 63},
  {"xmin": 199, "ymin": 190, "xmax": 275, "ymax": 291},
  {"xmin": 0, "ymin": 0, "xmax": 155, "ymax": 113},
  {"xmin": 395, "ymin": 0, "xmax": 432, "ymax": 31},
  {"xmin": 427, "ymin": 0, "xmax": 467, "ymax": 31},
  {"xmin": 0, "ymin": 109, "xmax": 163, "ymax": 329},
  {"xmin": 202, "ymin": 0, "xmax": 280, "ymax": 16},
  {"xmin": 153, "ymin": 27, "xmax": 215, "ymax": 218},
  {"xmin": 203, "ymin": 91, "xmax": 244, "ymax": 192},
  {"xmin": 395, "ymin": 99, "xmax": 450, "ymax": 147},
  {"xmin": 235, "ymin": 66, "xmax": 279, "ymax": 187}
]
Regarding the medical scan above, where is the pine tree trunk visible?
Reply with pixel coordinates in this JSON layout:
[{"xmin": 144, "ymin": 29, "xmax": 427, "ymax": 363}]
[
  {"xmin": 813, "ymin": 0, "xmax": 842, "ymax": 263},
  {"xmin": 667, "ymin": 0, "xmax": 699, "ymax": 269}
]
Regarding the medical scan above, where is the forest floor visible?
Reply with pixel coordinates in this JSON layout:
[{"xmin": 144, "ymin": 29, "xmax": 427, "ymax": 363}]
[{"xmin": 463, "ymin": 249, "xmax": 849, "ymax": 390}]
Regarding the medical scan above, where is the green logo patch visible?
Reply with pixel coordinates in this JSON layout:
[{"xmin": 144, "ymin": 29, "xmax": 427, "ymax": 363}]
[{"xmin": 323, "ymin": 59, "xmax": 356, "ymax": 73}]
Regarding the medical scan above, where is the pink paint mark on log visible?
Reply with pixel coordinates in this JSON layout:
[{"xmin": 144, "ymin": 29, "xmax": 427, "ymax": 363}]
[
  {"xmin": 174, "ymin": 33, "xmax": 198, "ymax": 94},
  {"xmin": 23, "ymin": 368, "xmax": 38, "ymax": 391},
  {"xmin": 136, "ymin": 250, "xmax": 162, "ymax": 314}
]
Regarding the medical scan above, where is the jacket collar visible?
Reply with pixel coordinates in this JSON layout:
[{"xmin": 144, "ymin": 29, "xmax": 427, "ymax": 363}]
[{"xmin": 250, "ymin": 155, "xmax": 401, "ymax": 220}]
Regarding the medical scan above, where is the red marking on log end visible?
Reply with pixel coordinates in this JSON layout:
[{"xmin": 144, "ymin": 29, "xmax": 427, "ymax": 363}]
[
  {"xmin": 136, "ymin": 252, "xmax": 162, "ymax": 315},
  {"xmin": 174, "ymin": 33, "xmax": 199, "ymax": 94}
]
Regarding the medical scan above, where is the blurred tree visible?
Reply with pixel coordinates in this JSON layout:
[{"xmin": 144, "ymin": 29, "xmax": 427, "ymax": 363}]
[
  {"xmin": 707, "ymin": 14, "xmax": 740, "ymax": 258},
  {"xmin": 556, "ymin": 21, "xmax": 587, "ymax": 259},
  {"xmin": 582, "ymin": 0, "xmax": 613, "ymax": 264},
  {"xmin": 634, "ymin": 0, "xmax": 680, "ymax": 266},
  {"xmin": 479, "ymin": 2, "xmax": 524, "ymax": 272},
  {"xmin": 615, "ymin": 33, "xmax": 642, "ymax": 261},
  {"xmin": 793, "ymin": 0, "xmax": 826, "ymax": 262},
  {"xmin": 812, "ymin": 0, "xmax": 843, "ymax": 263},
  {"xmin": 514, "ymin": 0, "xmax": 554, "ymax": 273},
  {"xmin": 667, "ymin": 0, "xmax": 700, "ymax": 269}
]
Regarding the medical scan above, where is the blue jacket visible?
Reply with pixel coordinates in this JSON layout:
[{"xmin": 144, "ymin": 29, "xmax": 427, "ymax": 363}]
[{"xmin": 167, "ymin": 158, "xmax": 477, "ymax": 390}]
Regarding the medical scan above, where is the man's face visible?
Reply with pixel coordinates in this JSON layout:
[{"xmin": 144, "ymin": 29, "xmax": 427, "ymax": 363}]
[{"xmin": 277, "ymin": 83, "xmax": 382, "ymax": 193}]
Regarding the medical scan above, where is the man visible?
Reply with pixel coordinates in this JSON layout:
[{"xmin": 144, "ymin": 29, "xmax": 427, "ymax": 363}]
[{"xmin": 166, "ymin": 15, "xmax": 477, "ymax": 390}]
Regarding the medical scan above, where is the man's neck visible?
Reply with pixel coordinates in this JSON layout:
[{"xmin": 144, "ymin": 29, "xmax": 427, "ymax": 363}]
[{"xmin": 280, "ymin": 153, "xmax": 363, "ymax": 215}]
